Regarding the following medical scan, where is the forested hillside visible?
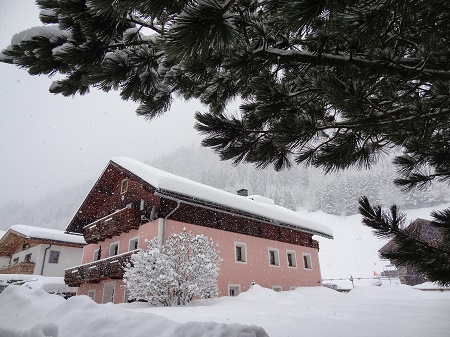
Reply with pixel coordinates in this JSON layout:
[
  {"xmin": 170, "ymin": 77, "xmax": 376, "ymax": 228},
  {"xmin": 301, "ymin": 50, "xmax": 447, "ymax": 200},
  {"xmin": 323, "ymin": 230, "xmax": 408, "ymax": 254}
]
[
  {"xmin": 0, "ymin": 181, "xmax": 92, "ymax": 231},
  {"xmin": 151, "ymin": 146, "xmax": 448, "ymax": 215},
  {"xmin": 0, "ymin": 146, "xmax": 447, "ymax": 231}
]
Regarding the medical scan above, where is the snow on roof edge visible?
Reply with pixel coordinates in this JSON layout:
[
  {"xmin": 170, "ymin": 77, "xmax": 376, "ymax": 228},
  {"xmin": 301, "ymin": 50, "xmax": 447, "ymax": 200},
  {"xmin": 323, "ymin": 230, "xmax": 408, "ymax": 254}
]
[
  {"xmin": 111, "ymin": 157, "xmax": 333, "ymax": 238},
  {"xmin": 9, "ymin": 225, "xmax": 86, "ymax": 245}
]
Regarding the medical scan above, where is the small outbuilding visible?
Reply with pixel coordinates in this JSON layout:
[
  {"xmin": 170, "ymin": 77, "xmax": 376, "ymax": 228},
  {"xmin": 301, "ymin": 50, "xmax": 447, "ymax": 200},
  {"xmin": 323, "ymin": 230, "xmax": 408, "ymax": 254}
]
[{"xmin": 0, "ymin": 225, "xmax": 85, "ymax": 277}]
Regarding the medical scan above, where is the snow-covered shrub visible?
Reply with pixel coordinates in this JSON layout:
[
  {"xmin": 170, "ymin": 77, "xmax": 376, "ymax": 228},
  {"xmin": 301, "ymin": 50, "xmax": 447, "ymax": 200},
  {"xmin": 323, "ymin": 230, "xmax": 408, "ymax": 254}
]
[{"xmin": 124, "ymin": 229, "xmax": 222, "ymax": 306}]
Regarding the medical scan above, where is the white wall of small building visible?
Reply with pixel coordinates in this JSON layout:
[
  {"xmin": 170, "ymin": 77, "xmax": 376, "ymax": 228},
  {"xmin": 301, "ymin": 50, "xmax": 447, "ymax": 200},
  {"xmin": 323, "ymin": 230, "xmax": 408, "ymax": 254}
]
[
  {"xmin": 11, "ymin": 244, "xmax": 44, "ymax": 270},
  {"xmin": 10, "ymin": 244, "xmax": 83, "ymax": 277}
]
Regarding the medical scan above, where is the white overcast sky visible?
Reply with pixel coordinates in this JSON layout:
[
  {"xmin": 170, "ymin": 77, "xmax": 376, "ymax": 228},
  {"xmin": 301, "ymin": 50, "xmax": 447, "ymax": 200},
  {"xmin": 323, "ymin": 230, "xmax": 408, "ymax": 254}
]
[{"xmin": 0, "ymin": 1, "xmax": 206, "ymax": 205}]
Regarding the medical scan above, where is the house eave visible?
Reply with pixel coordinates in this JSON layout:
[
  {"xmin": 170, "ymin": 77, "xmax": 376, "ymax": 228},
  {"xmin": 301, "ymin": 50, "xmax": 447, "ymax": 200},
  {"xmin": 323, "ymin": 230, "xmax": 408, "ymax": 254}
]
[{"xmin": 156, "ymin": 190, "xmax": 333, "ymax": 239}]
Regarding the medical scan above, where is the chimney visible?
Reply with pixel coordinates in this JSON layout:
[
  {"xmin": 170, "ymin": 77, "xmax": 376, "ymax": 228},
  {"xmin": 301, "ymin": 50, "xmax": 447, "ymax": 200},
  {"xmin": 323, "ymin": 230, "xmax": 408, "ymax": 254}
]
[{"xmin": 237, "ymin": 188, "xmax": 248, "ymax": 197}]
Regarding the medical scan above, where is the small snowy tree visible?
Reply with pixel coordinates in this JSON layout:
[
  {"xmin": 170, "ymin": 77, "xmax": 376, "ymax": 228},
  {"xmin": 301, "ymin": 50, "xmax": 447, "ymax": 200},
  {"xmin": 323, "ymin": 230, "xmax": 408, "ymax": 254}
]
[{"xmin": 124, "ymin": 230, "xmax": 222, "ymax": 306}]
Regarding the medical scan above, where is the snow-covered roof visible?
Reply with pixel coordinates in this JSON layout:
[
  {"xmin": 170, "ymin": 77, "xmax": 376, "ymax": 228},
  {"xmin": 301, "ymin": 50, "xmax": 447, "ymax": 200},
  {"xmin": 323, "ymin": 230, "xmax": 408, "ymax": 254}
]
[
  {"xmin": 10, "ymin": 225, "xmax": 85, "ymax": 245},
  {"xmin": 111, "ymin": 157, "xmax": 333, "ymax": 238}
]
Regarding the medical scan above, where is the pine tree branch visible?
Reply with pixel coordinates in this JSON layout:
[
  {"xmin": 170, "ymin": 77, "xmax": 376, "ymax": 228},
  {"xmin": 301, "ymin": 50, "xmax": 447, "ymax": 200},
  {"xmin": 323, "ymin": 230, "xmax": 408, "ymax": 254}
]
[
  {"xmin": 126, "ymin": 17, "xmax": 164, "ymax": 35},
  {"xmin": 104, "ymin": 40, "xmax": 151, "ymax": 51},
  {"xmin": 359, "ymin": 197, "xmax": 450, "ymax": 257},
  {"xmin": 222, "ymin": 0, "xmax": 236, "ymax": 13},
  {"xmin": 255, "ymin": 48, "xmax": 450, "ymax": 79}
]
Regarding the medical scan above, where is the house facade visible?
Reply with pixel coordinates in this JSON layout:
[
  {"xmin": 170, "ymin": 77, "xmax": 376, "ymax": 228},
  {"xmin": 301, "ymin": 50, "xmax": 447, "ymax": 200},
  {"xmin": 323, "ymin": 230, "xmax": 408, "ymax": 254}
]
[
  {"xmin": 0, "ymin": 225, "xmax": 85, "ymax": 277},
  {"xmin": 0, "ymin": 231, "xmax": 8, "ymax": 268},
  {"xmin": 65, "ymin": 157, "xmax": 333, "ymax": 304}
]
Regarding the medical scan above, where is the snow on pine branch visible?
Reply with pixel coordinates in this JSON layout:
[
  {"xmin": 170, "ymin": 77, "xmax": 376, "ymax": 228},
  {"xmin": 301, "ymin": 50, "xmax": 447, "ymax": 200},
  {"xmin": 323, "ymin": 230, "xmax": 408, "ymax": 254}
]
[{"xmin": 10, "ymin": 26, "xmax": 69, "ymax": 46}]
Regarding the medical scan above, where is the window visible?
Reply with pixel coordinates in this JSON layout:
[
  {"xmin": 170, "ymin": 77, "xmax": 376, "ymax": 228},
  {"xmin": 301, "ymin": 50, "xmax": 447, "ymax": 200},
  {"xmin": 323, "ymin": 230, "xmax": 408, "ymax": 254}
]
[
  {"xmin": 12, "ymin": 257, "xmax": 19, "ymax": 264},
  {"xmin": 268, "ymin": 248, "xmax": 280, "ymax": 266},
  {"xmin": 109, "ymin": 242, "xmax": 119, "ymax": 257},
  {"xmin": 286, "ymin": 251, "xmax": 297, "ymax": 268},
  {"xmin": 234, "ymin": 242, "xmax": 247, "ymax": 263},
  {"xmin": 24, "ymin": 253, "xmax": 32, "ymax": 263},
  {"xmin": 129, "ymin": 238, "xmax": 139, "ymax": 251},
  {"xmin": 102, "ymin": 282, "xmax": 115, "ymax": 304},
  {"xmin": 228, "ymin": 284, "xmax": 241, "ymax": 297},
  {"xmin": 303, "ymin": 253, "xmax": 312, "ymax": 270},
  {"xmin": 48, "ymin": 251, "xmax": 60, "ymax": 263},
  {"xmin": 272, "ymin": 286, "xmax": 282, "ymax": 292},
  {"xmin": 120, "ymin": 179, "xmax": 128, "ymax": 194},
  {"xmin": 88, "ymin": 290, "xmax": 96, "ymax": 301},
  {"xmin": 94, "ymin": 248, "xmax": 102, "ymax": 261}
]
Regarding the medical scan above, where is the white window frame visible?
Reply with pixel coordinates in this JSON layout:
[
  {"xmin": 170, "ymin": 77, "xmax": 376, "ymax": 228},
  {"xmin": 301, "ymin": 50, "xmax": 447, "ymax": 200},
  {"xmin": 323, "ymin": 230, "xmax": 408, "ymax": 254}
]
[
  {"xmin": 272, "ymin": 285, "xmax": 282, "ymax": 292},
  {"xmin": 102, "ymin": 281, "xmax": 116, "ymax": 304},
  {"xmin": 268, "ymin": 248, "xmax": 280, "ymax": 267},
  {"xmin": 234, "ymin": 242, "xmax": 247, "ymax": 263},
  {"xmin": 302, "ymin": 253, "xmax": 313, "ymax": 270},
  {"xmin": 228, "ymin": 284, "xmax": 241, "ymax": 297},
  {"xmin": 88, "ymin": 289, "xmax": 96, "ymax": 301},
  {"xmin": 109, "ymin": 242, "xmax": 120, "ymax": 257},
  {"xmin": 128, "ymin": 237, "xmax": 139, "ymax": 251},
  {"xmin": 48, "ymin": 250, "xmax": 60, "ymax": 264},
  {"xmin": 120, "ymin": 179, "xmax": 128, "ymax": 194},
  {"xmin": 286, "ymin": 250, "xmax": 297, "ymax": 268}
]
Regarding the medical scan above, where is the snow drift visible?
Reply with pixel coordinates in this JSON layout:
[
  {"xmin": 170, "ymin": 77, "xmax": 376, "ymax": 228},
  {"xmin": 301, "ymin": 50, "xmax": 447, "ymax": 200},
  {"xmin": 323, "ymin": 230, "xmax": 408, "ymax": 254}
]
[{"xmin": 0, "ymin": 285, "xmax": 267, "ymax": 337}]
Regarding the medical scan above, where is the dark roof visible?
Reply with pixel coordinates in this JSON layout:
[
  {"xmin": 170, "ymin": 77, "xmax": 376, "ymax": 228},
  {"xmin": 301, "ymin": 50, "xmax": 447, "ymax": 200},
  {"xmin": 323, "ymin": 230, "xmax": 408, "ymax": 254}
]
[{"xmin": 379, "ymin": 218, "xmax": 443, "ymax": 254}]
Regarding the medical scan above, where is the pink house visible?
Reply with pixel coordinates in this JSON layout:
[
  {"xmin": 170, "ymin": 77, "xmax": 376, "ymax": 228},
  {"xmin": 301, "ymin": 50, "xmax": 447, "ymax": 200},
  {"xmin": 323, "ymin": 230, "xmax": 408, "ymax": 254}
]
[{"xmin": 65, "ymin": 157, "xmax": 333, "ymax": 303}]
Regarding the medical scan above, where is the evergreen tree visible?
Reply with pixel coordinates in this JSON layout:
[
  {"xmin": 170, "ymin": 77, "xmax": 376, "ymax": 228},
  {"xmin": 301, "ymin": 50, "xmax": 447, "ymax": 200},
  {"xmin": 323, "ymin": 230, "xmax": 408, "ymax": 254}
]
[{"xmin": 2, "ymin": 0, "xmax": 450, "ymax": 283}]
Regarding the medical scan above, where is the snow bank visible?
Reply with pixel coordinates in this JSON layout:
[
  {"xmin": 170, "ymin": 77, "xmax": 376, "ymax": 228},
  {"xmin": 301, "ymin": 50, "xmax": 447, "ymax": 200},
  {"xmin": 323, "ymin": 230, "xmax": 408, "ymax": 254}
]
[
  {"xmin": 1, "ymin": 282, "xmax": 449, "ymax": 337},
  {"xmin": 0, "ymin": 274, "xmax": 77, "ymax": 294},
  {"xmin": 0, "ymin": 286, "xmax": 267, "ymax": 337},
  {"xmin": 124, "ymin": 282, "xmax": 450, "ymax": 337},
  {"xmin": 413, "ymin": 282, "xmax": 450, "ymax": 291},
  {"xmin": 0, "ymin": 286, "xmax": 65, "ymax": 332}
]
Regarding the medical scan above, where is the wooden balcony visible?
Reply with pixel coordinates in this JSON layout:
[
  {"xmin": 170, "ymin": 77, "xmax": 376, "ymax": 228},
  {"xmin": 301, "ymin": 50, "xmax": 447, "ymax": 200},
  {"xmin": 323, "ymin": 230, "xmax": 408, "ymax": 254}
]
[
  {"xmin": 0, "ymin": 262, "xmax": 35, "ymax": 275},
  {"xmin": 311, "ymin": 240, "xmax": 319, "ymax": 250},
  {"xmin": 83, "ymin": 207, "xmax": 142, "ymax": 244},
  {"xmin": 65, "ymin": 250, "xmax": 138, "ymax": 287}
]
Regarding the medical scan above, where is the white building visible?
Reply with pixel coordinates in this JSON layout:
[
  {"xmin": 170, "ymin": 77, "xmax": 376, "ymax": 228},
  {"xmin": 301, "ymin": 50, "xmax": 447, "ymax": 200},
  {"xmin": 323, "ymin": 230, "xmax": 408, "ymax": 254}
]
[{"xmin": 0, "ymin": 225, "xmax": 85, "ymax": 277}]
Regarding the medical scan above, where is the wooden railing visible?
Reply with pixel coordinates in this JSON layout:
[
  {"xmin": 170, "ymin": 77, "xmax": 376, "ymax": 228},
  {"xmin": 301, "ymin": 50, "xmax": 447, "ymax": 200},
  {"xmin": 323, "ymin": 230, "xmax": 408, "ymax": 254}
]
[
  {"xmin": 65, "ymin": 250, "xmax": 138, "ymax": 287},
  {"xmin": 0, "ymin": 262, "xmax": 35, "ymax": 275},
  {"xmin": 83, "ymin": 207, "xmax": 142, "ymax": 244}
]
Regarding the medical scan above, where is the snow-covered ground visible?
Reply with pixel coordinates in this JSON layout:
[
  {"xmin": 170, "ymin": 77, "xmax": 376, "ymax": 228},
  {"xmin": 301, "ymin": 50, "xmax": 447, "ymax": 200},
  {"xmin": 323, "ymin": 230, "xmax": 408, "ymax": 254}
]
[
  {"xmin": 1, "ymin": 281, "xmax": 449, "ymax": 337},
  {"xmin": 0, "ymin": 204, "xmax": 449, "ymax": 337}
]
